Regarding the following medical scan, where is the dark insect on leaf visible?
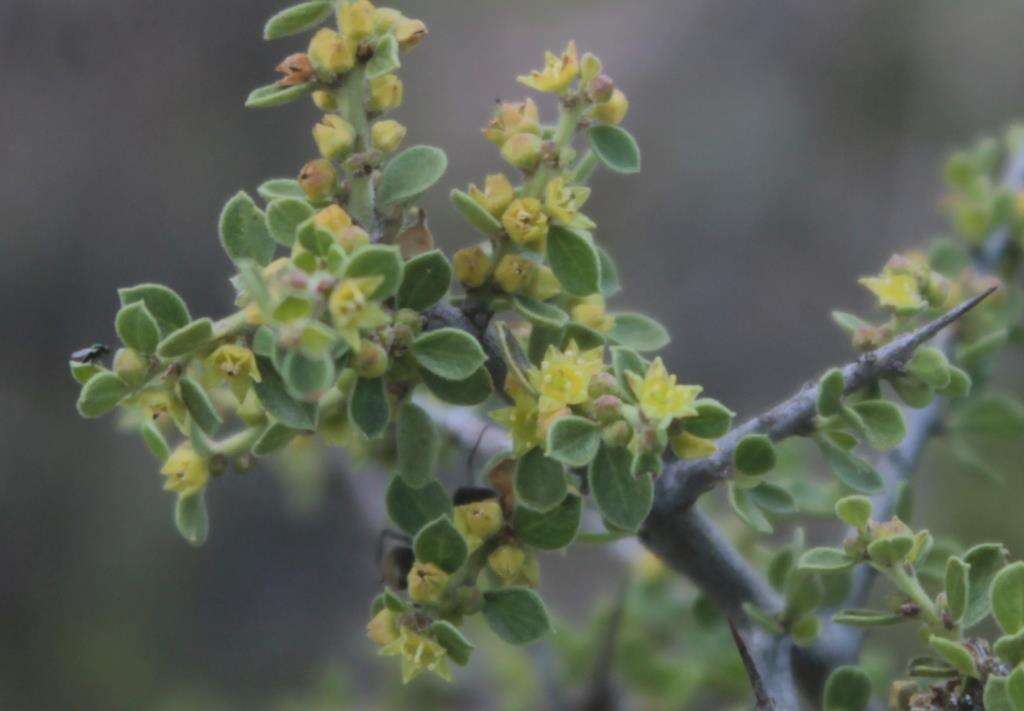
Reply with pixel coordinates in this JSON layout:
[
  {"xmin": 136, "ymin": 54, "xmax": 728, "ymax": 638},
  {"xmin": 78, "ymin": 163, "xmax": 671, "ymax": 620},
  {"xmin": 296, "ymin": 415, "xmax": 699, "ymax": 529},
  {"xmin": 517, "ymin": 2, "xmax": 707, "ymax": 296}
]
[
  {"xmin": 376, "ymin": 530, "xmax": 414, "ymax": 591},
  {"xmin": 453, "ymin": 486, "xmax": 500, "ymax": 506},
  {"xmin": 70, "ymin": 343, "xmax": 110, "ymax": 364}
]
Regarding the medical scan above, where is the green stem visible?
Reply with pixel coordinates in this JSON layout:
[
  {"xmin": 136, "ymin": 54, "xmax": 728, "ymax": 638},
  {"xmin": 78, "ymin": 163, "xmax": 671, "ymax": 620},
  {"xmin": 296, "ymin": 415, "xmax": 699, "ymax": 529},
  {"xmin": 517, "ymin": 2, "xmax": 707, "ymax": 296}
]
[
  {"xmin": 570, "ymin": 150, "xmax": 599, "ymax": 185},
  {"xmin": 884, "ymin": 565, "xmax": 947, "ymax": 634},
  {"xmin": 337, "ymin": 65, "xmax": 376, "ymax": 231},
  {"xmin": 213, "ymin": 310, "xmax": 250, "ymax": 339},
  {"xmin": 214, "ymin": 425, "xmax": 265, "ymax": 458}
]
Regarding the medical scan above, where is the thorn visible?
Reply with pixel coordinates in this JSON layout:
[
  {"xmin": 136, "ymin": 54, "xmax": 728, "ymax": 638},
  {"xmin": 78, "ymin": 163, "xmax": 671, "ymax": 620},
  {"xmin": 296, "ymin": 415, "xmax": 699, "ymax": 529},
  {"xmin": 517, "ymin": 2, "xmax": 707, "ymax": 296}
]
[{"xmin": 727, "ymin": 617, "xmax": 775, "ymax": 711}]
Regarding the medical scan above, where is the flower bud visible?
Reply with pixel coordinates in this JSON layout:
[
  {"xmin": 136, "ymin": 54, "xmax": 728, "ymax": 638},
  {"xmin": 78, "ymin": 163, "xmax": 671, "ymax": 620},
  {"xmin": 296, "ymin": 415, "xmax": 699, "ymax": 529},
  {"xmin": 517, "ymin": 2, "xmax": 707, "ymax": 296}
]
[
  {"xmin": 519, "ymin": 554, "xmax": 540, "ymax": 587},
  {"xmin": 593, "ymin": 394, "xmax": 624, "ymax": 424},
  {"xmin": 313, "ymin": 115, "xmax": 356, "ymax": 160},
  {"xmin": 407, "ymin": 562, "xmax": 449, "ymax": 604},
  {"xmin": 368, "ymin": 74, "xmax": 404, "ymax": 112},
  {"xmin": 588, "ymin": 75, "xmax": 615, "ymax": 103},
  {"xmin": 588, "ymin": 372, "xmax": 621, "ymax": 400},
  {"xmin": 571, "ymin": 295, "xmax": 613, "ymax": 333},
  {"xmin": 371, "ymin": 119, "xmax": 407, "ymax": 153},
  {"xmin": 308, "ymin": 28, "xmax": 356, "ymax": 77},
  {"xmin": 488, "ymin": 545, "xmax": 526, "ymax": 582},
  {"xmin": 601, "ymin": 420, "xmax": 633, "ymax": 448},
  {"xmin": 453, "ymin": 244, "xmax": 494, "ymax": 289},
  {"xmin": 468, "ymin": 173, "xmax": 515, "ymax": 217},
  {"xmin": 501, "ymin": 197, "xmax": 548, "ymax": 247},
  {"xmin": 313, "ymin": 204, "xmax": 353, "ymax": 241},
  {"xmin": 366, "ymin": 608, "xmax": 400, "ymax": 646},
  {"xmin": 592, "ymin": 89, "xmax": 629, "ymax": 125},
  {"xmin": 395, "ymin": 18, "xmax": 428, "ymax": 51},
  {"xmin": 340, "ymin": 0, "xmax": 375, "ymax": 41},
  {"xmin": 299, "ymin": 159, "xmax": 339, "ymax": 201},
  {"xmin": 526, "ymin": 265, "xmax": 561, "ymax": 301},
  {"xmin": 453, "ymin": 489, "xmax": 503, "ymax": 543},
  {"xmin": 312, "ymin": 90, "xmax": 337, "ymax": 111},
  {"xmin": 501, "ymin": 133, "xmax": 543, "ymax": 171},
  {"xmin": 581, "ymin": 53, "xmax": 603, "ymax": 83},
  {"xmin": 373, "ymin": 7, "xmax": 403, "ymax": 32},
  {"xmin": 275, "ymin": 53, "xmax": 314, "ymax": 87},
  {"xmin": 483, "ymin": 99, "xmax": 541, "ymax": 146},
  {"xmin": 394, "ymin": 308, "xmax": 423, "ymax": 334},
  {"xmin": 494, "ymin": 254, "xmax": 537, "ymax": 295},
  {"xmin": 114, "ymin": 347, "xmax": 147, "ymax": 387},
  {"xmin": 354, "ymin": 340, "xmax": 389, "ymax": 378},
  {"xmin": 338, "ymin": 225, "xmax": 370, "ymax": 253}
]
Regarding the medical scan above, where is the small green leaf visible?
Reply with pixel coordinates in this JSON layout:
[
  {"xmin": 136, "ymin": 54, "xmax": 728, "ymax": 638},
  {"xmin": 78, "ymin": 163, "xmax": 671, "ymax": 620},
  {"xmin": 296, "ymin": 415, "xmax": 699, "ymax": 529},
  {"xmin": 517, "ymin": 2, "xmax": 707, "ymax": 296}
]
[
  {"xmin": 77, "ymin": 372, "xmax": 130, "ymax": 418},
  {"xmin": 397, "ymin": 250, "xmax": 451, "ymax": 310},
  {"xmin": 597, "ymin": 246, "xmax": 621, "ymax": 297},
  {"xmin": 258, "ymin": 178, "xmax": 307, "ymax": 201},
  {"xmin": 156, "ymin": 318, "xmax": 214, "ymax": 358},
  {"xmin": 70, "ymin": 361, "xmax": 100, "ymax": 384},
  {"xmin": 344, "ymin": 245, "xmax": 404, "ymax": 300},
  {"xmin": 791, "ymin": 615, "xmax": 821, "ymax": 646},
  {"xmin": 245, "ymin": 82, "xmax": 315, "ymax": 109},
  {"xmin": 482, "ymin": 588, "xmax": 550, "ymax": 645},
  {"xmin": 589, "ymin": 445, "xmax": 653, "ymax": 532},
  {"xmin": 412, "ymin": 328, "xmax": 487, "ymax": 381},
  {"xmin": 608, "ymin": 312, "xmax": 670, "ymax": 352},
  {"xmin": 928, "ymin": 636, "xmax": 978, "ymax": 678},
  {"xmin": 562, "ymin": 323, "xmax": 605, "ymax": 351},
  {"xmin": 174, "ymin": 492, "xmax": 209, "ymax": 547},
  {"xmin": 263, "ymin": 1, "xmax": 333, "ymax": 39},
  {"xmin": 835, "ymin": 495, "xmax": 872, "ymax": 530},
  {"xmin": 867, "ymin": 535, "xmax": 915, "ymax": 566},
  {"xmin": 385, "ymin": 476, "xmax": 452, "ymax": 536},
  {"xmin": 850, "ymin": 400, "xmax": 906, "ymax": 450},
  {"xmin": 937, "ymin": 365, "xmax": 972, "ymax": 399},
  {"xmin": 985, "ymin": 676, "xmax": 1016, "ymax": 711},
  {"xmin": 546, "ymin": 225, "xmax": 601, "ymax": 297},
  {"xmin": 817, "ymin": 368, "xmax": 844, "ymax": 416},
  {"xmin": 366, "ymin": 33, "xmax": 400, "ymax": 79},
  {"xmin": 743, "ymin": 602, "xmax": 783, "ymax": 635},
  {"xmin": 958, "ymin": 328, "xmax": 1009, "ymax": 366},
  {"xmin": 118, "ymin": 283, "xmax": 190, "ymax": 337},
  {"xmin": 349, "ymin": 377, "xmax": 390, "ymax": 439},
  {"xmin": 944, "ymin": 557, "xmax": 970, "ymax": 624},
  {"xmin": 282, "ymin": 350, "xmax": 335, "ymax": 400},
  {"xmin": 513, "ymin": 296, "xmax": 569, "ymax": 330},
  {"xmin": 296, "ymin": 216, "xmax": 334, "ymax": 256},
  {"xmin": 823, "ymin": 666, "xmax": 871, "ymax": 711},
  {"xmin": 587, "ymin": 125, "xmax": 641, "ymax": 174},
  {"xmin": 115, "ymin": 301, "xmax": 160, "ymax": 354},
  {"xmin": 816, "ymin": 436, "xmax": 884, "ymax": 494},
  {"xmin": 610, "ymin": 346, "xmax": 647, "ymax": 392},
  {"xmin": 266, "ymin": 198, "xmax": 314, "ymax": 247},
  {"xmin": 734, "ymin": 434, "xmax": 776, "ymax": 475},
  {"xmin": 377, "ymin": 145, "xmax": 448, "ymax": 207},
  {"xmin": 514, "ymin": 448, "xmax": 567, "ymax": 514},
  {"xmin": 417, "ymin": 365, "xmax": 493, "ymax": 406},
  {"xmin": 956, "ymin": 395, "xmax": 1024, "ymax": 439},
  {"xmin": 890, "ymin": 374, "xmax": 935, "ymax": 409},
  {"xmin": 832, "ymin": 311, "xmax": 870, "ymax": 335},
  {"xmin": 414, "ymin": 516, "xmax": 468, "ymax": 573},
  {"xmin": 430, "ymin": 620, "xmax": 474, "ymax": 666},
  {"xmin": 252, "ymin": 422, "xmax": 300, "ymax": 456},
  {"xmin": 727, "ymin": 483, "xmax": 773, "ymax": 533},
  {"xmin": 252, "ymin": 356, "xmax": 317, "ymax": 430},
  {"xmin": 141, "ymin": 421, "xmax": 171, "ymax": 462},
  {"xmin": 179, "ymin": 377, "xmax": 222, "ymax": 436},
  {"xmin": 992, "ymin": 562, "xmax": 1024, "ymax": 635},
  {"xmin": 784, "ymin": 571, "xmax": 823, "ymax": 621},
  {"xmin": 545, "ymin": 416, "xmax": 600, "ymax": 467},
  {"xmin": 995, "ymin": 630, "xmax": 1024, "ymax": 666},
  {"xmin": 683, "ymin": 399, "xmax": 734, "ymax": 439},
  {"xmin": 513, "ymin": 494, "xmax": 581, "ymax": 550},
  {"xmin": 963, "ymin": 542, "xmax": 1010, "ymax": 628},
  {"xmin": 450, "ymin": 188, "xmax": 503, "ymax": 236},
  {"xmin": 832, "ymin": 609, "xmax": 904, "ymax": 627},
  {"xmin": 396, "ymin": 402, "xmax": 439, "ymax": 488},
  {"xmin": 219, "ymin": 191, "xmax": 276, "ymax": 266},
  {"xmin": 798, "ymin": 547, "xmax": 857, "ymax": 573},
  {"xmin": 906, "ymin": 347, "xmax": 951, "ymax": 389},
  {"xmin": 747, "ymin": 482, "xmax": 797, "ymax": 514}
]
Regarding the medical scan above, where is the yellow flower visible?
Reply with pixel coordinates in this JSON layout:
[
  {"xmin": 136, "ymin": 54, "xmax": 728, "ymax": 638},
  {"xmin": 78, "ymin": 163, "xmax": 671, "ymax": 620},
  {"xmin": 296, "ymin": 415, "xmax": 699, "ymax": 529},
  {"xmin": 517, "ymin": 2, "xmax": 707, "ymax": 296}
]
[
  {"xmin": 483, "ymin": 99, "xmax": 541, "ymax": 146},
  {"xmin": 407, "ymin": 562, "xmax": 449, "ymax": 604},
  {"xmin": 592, "ymin": 89, "xmax": 629, "ymax": 125},
  {"xmin": 366, "ymin": 608, "xmax": 400, "ymax": 646},
  {"xmin": 490, "ymin": 387, "xmax": 542, "ymax": 457},
  {"xmin": 371, "ymin": 119, "xmax": 407, "ymax": 152},
  {"xmin": 340, "ymin": 0, "xmax": 375, "ymax": 41},
  {"xmin": 160, "ymin": 444, "xmax": 210, "ymax": 497},
  {"xmin": 379, "ymin": 627, "xmax": 452, "ymax": 684},
  {"xmin": 628, "ymin": 358, "xmax": 702, "ymax": 422},
  {"xmin": 307, "ymin": 28, "xmax": 356, "ymax": 77},
  {"xmin": 517, "ymin": 40, "xmax": 580, "ymax": 94},
  {"xmin": 298, "ymin": 159, "xmax": 338, "ymax": 202},
  {"xmin": 669, "ymin": 430, "xmax": 717, "ymax": 460},
  {"xmin": 488, "ymin": 545, "xmax": 526, "ymax": 582},
  {"xmin": 207, "ymin": 344, "xmax": 262, "ymax": 401},
  {"xmin": 369, "ymin": 74, "xmax": 403, "ymax": 112},
  {"xmin": 313, "ymin": 204, "xmax": 353, "ymax": 241},
  {"xmin": 529, "ymin": 341, "xmax": 605, "ymax": 412},
  {"xmin": 544, "ymin": 177, "xmax": 594, "ymax": 228},
  {"xmin": 468, "ymin": 173, "xmax": 515, "ymax": 217},
  {"xmin": 501, "ymin": 197, "xmax": 549, "ymax": 247},
  {"xmin": 453, "ymin": 497, "xmax": 504, "ymax": 551},
  {"xmin": 859, "ymin": 273, "xmax": 926, "ymax": 311},
  {"xmin": 452, "ymin": 244, "xmax": 494, "ymax": 288},
  {"xmin": 394, "ymin": 17, "xmax": 428, "ymax": 51},
  {"xmin": 570, "ymin": 295, "xmax": 613, "ymax": 333},
  {"xmin": 494, "ymin": 255, "xmax": 537, "ymax": 295},
  {"xmin": 328, "ymin": 276, "xmax": 389, "ymax": 349},
  {"xmin": 313, "ymin": 115, "xmax": 356, "ymax": 160},
  {"xmin": 137, "ymin": 389, "xmax": 178, "ymax": 422}
]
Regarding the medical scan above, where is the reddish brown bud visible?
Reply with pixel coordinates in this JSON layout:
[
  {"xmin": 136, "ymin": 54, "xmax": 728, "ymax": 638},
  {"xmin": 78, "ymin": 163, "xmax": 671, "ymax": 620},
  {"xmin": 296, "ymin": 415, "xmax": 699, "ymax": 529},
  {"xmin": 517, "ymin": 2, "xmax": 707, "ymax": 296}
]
[{"xmin": 275, "ymin": 53, "xmax": 314, "ymax": 87}]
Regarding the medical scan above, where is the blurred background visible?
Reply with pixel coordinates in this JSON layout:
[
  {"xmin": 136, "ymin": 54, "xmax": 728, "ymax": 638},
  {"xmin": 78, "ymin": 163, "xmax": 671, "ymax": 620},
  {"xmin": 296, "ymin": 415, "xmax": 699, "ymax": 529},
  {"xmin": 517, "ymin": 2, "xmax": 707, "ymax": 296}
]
[{"xmin": 3, "ymin": 0, "xmax": 1024, "ymax": 708}]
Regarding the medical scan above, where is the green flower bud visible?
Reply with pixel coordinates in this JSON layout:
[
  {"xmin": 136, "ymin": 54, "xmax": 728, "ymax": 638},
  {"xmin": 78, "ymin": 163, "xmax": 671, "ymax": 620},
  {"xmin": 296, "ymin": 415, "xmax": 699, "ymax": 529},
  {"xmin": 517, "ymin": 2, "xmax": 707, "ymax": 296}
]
[
  {"xmin": 588, "ymin": 372, "xmax": 623, "ymax": 400},
  {"xmin": 580, "ymin": 52, "xmax": 603, "ymax": 83},
  {"xmin": 313, "ymin": 115, "xmax": 356, "ymax": 160},
  {"xmin": 601, "ymin": 420, "xmax": 633, "ymax": 448},
  {"xmin": 369, "ymin": 74, "xmax": 404, "ymax": 112},
  {"xmin": 488, "ymin": 545, "xmax": 526, "ymax": 583},
  {"xmin": 589, "ymin": 74, "xmax": 615, "ymax": 103},
  {"xmin": 592, "ymin": 394, "xmax": 624, "ymax": 425},
  {"xmin": 494, "ymin": 255, "xmax": 537, "ymax": 295},
  {"xmin": 312, "ymin": 90, "xmax": 337, "ymax": 112},
  {"xmin": 298, "ymin": 159, "xmax": 338, "ymax": 201},
  {"xmin": 113, "ymin": 347, "xmax": 147, "ymax": 387},
  {"xmin": 354, "ymin": 340, "xmax": 389, "ymax": 378},
  {"xmin": 592, "ymin": 89, "xmax": 629, "ymax": 125},
  {"xmin": 501, "ymin": 132, "xmax": 543, "ymax": 171},
  {"xmin": 453, "ymin": 244, "xmax": 494, "ymax": 289},
  {"xmin": 395, "ymin": 17, "xmax": 428, "ymax": 51},
  {"xmin": 308, "ymin": 28, "xmax": 356, "ymax": 78},
  {"xmin": 407, "ymin": 562, "xmax": 448, "ymax": 604},
  {"xmin": 371, "ymin": 119, "xmax": 407, "ymax": 153}
]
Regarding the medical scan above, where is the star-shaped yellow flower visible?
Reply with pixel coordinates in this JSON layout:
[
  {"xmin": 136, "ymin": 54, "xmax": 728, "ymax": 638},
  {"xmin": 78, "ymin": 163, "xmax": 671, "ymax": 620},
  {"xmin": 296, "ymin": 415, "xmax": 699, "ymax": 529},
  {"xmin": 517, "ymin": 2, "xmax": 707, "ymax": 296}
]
[
  {"xmin": 160, "ymin": 444, "xmax": 210, "ymax": 497},
  {"xmin": 859, "ymin": 273, "xmax": 926, "ymax": 311},
  {"xmin": 627, "ymin": 358, "xmax": 701, "ymax": 422},
  {"xmin": 490, "ymin": 386, "xmax": 543, "ymax": 457},
  {"xmin": 328, "ymin": 275, "xmax": 389, "ymax": 349},
  {"xmin": 517, "ymin": 41, "xmax": 580, "ymax": 94},
  {"xmin": 379, "ymin": 627, "xmax": 452, "ymax": 684},
  {"xmin": 529, "ymin": 340, "xmax": 604, "ymax": 413},
  {"xmin": 544, "ymin": 177, "xmax": 595, "ymax": 229}
]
